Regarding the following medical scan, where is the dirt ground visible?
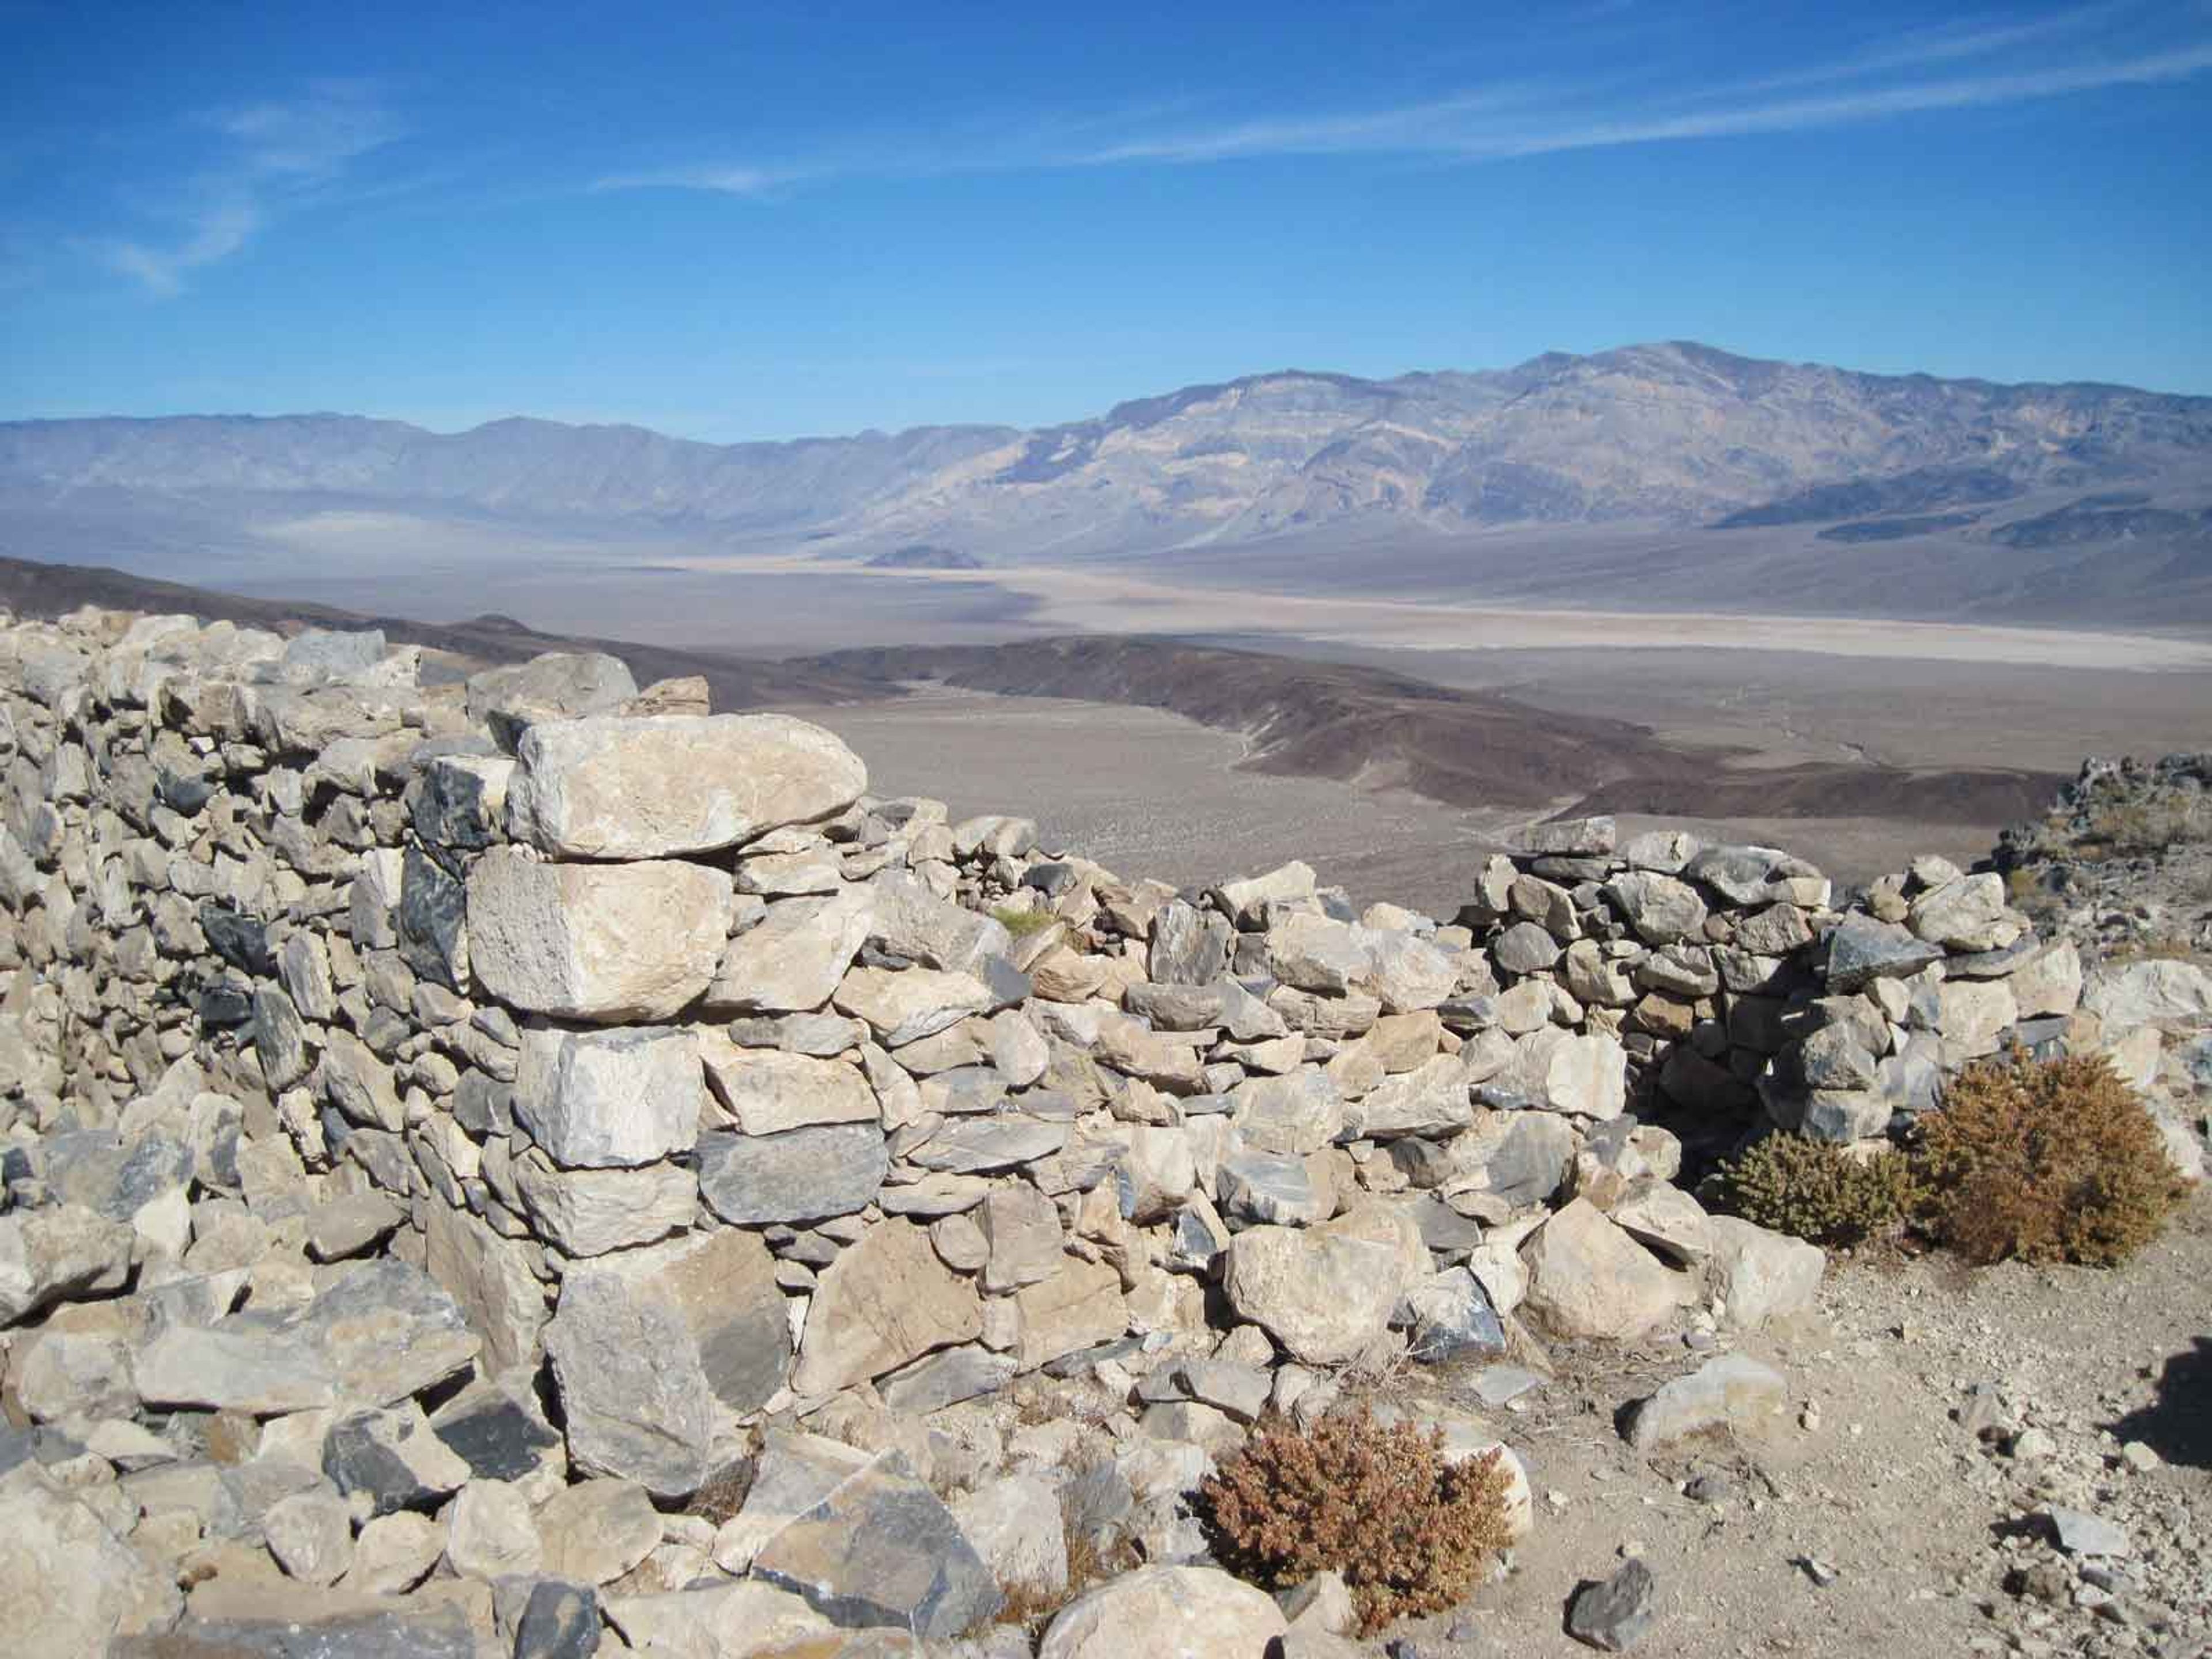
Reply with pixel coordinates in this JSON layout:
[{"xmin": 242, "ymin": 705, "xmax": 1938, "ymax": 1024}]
[{"xmin": 1382, "ymin": 1193, "xmax": 2212, "ymax": 1658}]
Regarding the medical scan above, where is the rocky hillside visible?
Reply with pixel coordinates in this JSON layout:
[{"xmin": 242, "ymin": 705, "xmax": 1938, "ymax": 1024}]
[{"xmin": 0, "ymin": 606, "xmax": 2205, "ymax": 1657}]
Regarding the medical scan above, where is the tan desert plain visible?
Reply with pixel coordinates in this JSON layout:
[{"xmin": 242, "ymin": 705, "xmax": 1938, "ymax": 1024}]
[{"xmin": 228, "ymin": 513, "xmax": 2212, "ymax": 912}]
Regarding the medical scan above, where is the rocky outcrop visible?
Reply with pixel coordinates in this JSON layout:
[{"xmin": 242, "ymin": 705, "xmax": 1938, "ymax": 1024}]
[{"xmin": 0, "ymin": 605, "xmax": 2201, "ymax": 1657}]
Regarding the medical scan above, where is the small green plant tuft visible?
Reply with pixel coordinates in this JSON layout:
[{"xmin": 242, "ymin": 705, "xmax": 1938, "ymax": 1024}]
[
  {"xmin": 1706, "ymin": 1134, "xmax": 1922, "ymax": 1248},
  {"xmin": 990, "ymin": 903, "xmax": 1056, "ymax": 939},
  {"xmin": 1198, "ymin": 1407, "xmax": 1514, "ymax": 1634},
  {"xmin": 1911, "ymin": 1050, "xmax": 2185, "ymax": 1268}
]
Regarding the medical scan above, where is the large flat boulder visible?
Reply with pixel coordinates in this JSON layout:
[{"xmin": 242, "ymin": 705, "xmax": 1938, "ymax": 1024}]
[
  {"xmin": 507, "ymin": 713, "xmax": 866, "ymax": 859},
  {"xmin": 790, "ymin": 1218, "xmax": 984, "ymax": 1397},
  {"xmin": 467, "ymin": 848, "xmax": 730, "ymax": 1021}
]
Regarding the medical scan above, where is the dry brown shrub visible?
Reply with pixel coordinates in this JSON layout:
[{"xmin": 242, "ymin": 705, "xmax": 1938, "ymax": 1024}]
[
  {"xmin": 1198, "ymin": 1406, "xmax": 1513, "ymax": 1634},
  {"xmin": 685, "ymin": 1457, "xmax": 756, "ymax": 1526},
  {"xmin": 1913, "ymin": 1050, "xmax": 2185, "ymax": 1267}
]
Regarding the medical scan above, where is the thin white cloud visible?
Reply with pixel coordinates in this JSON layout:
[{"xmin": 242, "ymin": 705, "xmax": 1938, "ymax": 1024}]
[
  {"xmin": 1100, "ymin": 42, "xmax": 2212, "ymax": 165},
  {"xmin": 609, "ymin": 15, "xmax": 2212, "ymax": 198},
  {"xmin": 589, "ymin": 162, "xmax": 809, "ymax": 198},
  {"xmin": 100, "ymin": 81, "xmax": 398, "ymax": 296}
]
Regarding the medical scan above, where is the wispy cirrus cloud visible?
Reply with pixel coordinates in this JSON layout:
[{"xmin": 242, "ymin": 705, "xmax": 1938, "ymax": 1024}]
[
  {"xmin": 97, "ymin": 79, "xmax": 399, "ymax": 296},
  {"xmin": 604, "ymin": 9, "xmax": 2212, "ymax": 197}
]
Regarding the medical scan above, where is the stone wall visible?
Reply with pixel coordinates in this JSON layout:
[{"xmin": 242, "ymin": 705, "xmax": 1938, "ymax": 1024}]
[{"xmin": 0, "ymin": 602, "xmax": 2204, "ymax": 1656}]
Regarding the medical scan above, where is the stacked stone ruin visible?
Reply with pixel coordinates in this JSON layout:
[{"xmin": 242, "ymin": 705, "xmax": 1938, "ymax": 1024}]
[{"xmin": 0, "ymin": 604, "xmax": 2204, "ymax": 1657}]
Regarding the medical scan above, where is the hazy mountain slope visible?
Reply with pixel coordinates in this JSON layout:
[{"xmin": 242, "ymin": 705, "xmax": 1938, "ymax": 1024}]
[{"xmin": 5, "ymin": 343, "xmax": 2210, "ymax": 626}]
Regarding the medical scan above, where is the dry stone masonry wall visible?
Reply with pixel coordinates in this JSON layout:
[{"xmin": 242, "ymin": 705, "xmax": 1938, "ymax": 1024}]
[{"xmin": 0, "ymin": 604, "xmax": 2205, "ymax": 1657}]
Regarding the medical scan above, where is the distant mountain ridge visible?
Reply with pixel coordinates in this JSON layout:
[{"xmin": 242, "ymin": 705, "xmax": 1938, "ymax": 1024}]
[{"xmin": 6, "ymin": 342, "xmax": 2208, "ymax": 556}]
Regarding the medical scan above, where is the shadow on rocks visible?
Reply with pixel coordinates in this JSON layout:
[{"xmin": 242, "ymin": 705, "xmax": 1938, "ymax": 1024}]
[{"xmin": 2106, "ymin": 1337, "xmax": 2212, "ymax": 1469}]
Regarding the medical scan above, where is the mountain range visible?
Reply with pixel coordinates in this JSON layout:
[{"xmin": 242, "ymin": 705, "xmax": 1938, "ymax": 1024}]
[{"xmin": 3, "ymin": 340, "xmax": 2209, "ymax": 624}]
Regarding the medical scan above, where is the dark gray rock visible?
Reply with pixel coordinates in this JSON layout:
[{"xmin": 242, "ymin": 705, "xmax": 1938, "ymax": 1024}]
[
  {"xmin": 696, "ymin": 1123, "xmax": 888, "ymax": 1225},
  {"xmin": 429, "ymin": 1376, "xmax": 564, "ymax": 1483},
  {"xmin": 322, "ymin": 1403, "xmax": 468, "ymax": 1516},
  {"xmin": 1568, "ymin": 1558, "xmax": 1657, "ymax": 1651},
  {"xmin": 112, "ymin": 1605, "xmax": 477, "ymax": 1658},
  {"xmin": 748, "ymin": 1443, "xmax": 1003, "ymax": 1638},
  {"xmin": 1401, "ymin": 1267, "xmax": 1508, "ymax": 1362},
  {"xmin": 1823, "ymin": 914, "xmax": 1943, "ymax": 993},
  {"xmin": 200, "ymin": 903, "xmax": 276, "ymax": 975},
  {"xmin": 399, "ymin": 844, "xmax": 468, "ymax": 993},
  {"xmin": 515, "ymin": 1580, "xmax": 600, "ymax": 1659}
]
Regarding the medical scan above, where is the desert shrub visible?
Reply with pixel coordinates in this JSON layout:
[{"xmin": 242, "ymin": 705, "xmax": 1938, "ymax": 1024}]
[
  {"xmin": 2084, "ymin": 796, "xmax": 2212, "ymax": 855},
  {"xmin": 990, "ymin": 903, "xmax": 1055, "ymax": 939},
  {"xmin": 685, "ymin": 1456, "xmax": 756, "ymax": 1525},
  {"xmin": 1911, "ymin": 1050, "xmax": 2184, "ymax": 1267},
  {"xmin": 1706, "ymin": 1134, "xmax": 1922, "ymax": 1247},
  {"xmin": 1198, "ymin": 1407, "xmax": 1513, "ymax": 1634}
]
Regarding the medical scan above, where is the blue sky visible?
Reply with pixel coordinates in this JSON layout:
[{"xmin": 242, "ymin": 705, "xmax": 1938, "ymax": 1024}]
[{"xmin": 2, "ymin": 1, "xmax": 2208, "ymax": 440}]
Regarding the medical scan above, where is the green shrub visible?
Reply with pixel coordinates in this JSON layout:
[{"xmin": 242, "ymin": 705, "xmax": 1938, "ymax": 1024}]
[
  {"xmin": 990, "ymin": 903, "xmax": 1055, "ymax": 939},
  {"xmin": 1911, "ymin": 1050, "xmax": 2184, "ymax": 1267},
  {"xmin": 1198, "ymin": 1407, "xmax": 1513, "ymax": 1634},
  {"xmin": 1706, "ymin": 1134, "xmax": 1922, "ymax": 1247}
]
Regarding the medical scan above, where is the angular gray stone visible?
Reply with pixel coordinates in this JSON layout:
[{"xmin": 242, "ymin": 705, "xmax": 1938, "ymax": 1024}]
[
  {"xmin": 980, "ymin": 1184, "xmax": 1065, "ymax": 1291},
  {"xmin": 1907, "ymin": 873, "xmax": 2011, "ymax": 950},
  {"xmin": 706, "ymin": 887, "xmax": 876, "ymax": 1014},
  {"xmin": 1520, "ymin": 1199, "xmax": 1683, "ymax": 1342},
  {"xmin": 467, "ymin": 652, "xmax": 638, "ymax": 742},
  {"xmin": 1402, "ymin": 1266, "xmax": 1508, "ymax": 1362},
  {"xmin": 1230, "ymin": 1069, "xmax": 1343, "ymax": 1157},
  {"xmin": 790, "ymin": 1218, "xmax": 984, "ymax": 1397},
  {"xmin": 696, "ymin": 1123, "xmax": 888, "ymax": 1225},
  {"xmin": 1149, "ymin": 900, "xmax": 1232, "ymax": 986},
  {"xmin": 1605, "ymin": 872, "xmax": 1707, "ymax": 945},
  {"xmin": 398, "ymin": 844, "xmax": 469, "ymax": 993},
  {"xmin": 1222, "ymin": 1205, "xmax": 1425, "ymax": 1365},
  {"xmin": 582, "ymin": 1228, "xmax": 791, "ymax": 1416},
  {"xmin": 1039, "ymin": 1565, "xmax": 1286, "ymax": 1658},
  {"xmin": 1493, "ymin": 921, "xmax": 1564, "ymax": 975},
  {"xmin": 544, "ymin": 1267, "xmax": 712, "ymax": 1498},
  {"xmin": 1824, "ymin": 913, "xmax": 1944, "ymax": 993},
  {"xmin": 878, "ymin": 1345, "xmax": 1020, "ymax": 1415},
  {"xmin": 514, "ymin": 1023, "xmax": 702, "ymax": 1168},
  {"xmin": 0, "ymin": 1203, "xmax": 134, "ymax": 1325},
  {"xmin": 1567, "ymin": 1558, "xmax": 1656, "ymax": 1652},
  {"xmin": 322, "ymin": 1400, "xmax": 472, "ymax": 1516},
  {"xmin": 466, "ymin": 848, "xmax": 730, "ymax": 1022},
  {"xmin": 907, "ymin": 1115, "xmax": 1069, "ymax": 1176},
  {"xmin": 1218, "ymin": 1150, "xmax": 1327, "ymax": 1225},
  {"xmin": 743, "ymin": 1435, "xmax": 1003, "ymax": 1638},
  {"xmin": 514, "ymin": 1153, "xmax": 696, "ymax": 1257},
  {"xmin": 833, "ymin": 965, "xmax": 994, "ymax": 1047}
]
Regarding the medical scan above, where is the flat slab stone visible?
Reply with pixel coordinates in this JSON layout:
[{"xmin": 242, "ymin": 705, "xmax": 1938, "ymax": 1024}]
[
  {"xmin": 696, "ymin": 1123, "xmax": 888, "ymax": 1225},
  {"xmin": 508, "ymin": 713, "xmax": 865, "ymax": 859}
]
